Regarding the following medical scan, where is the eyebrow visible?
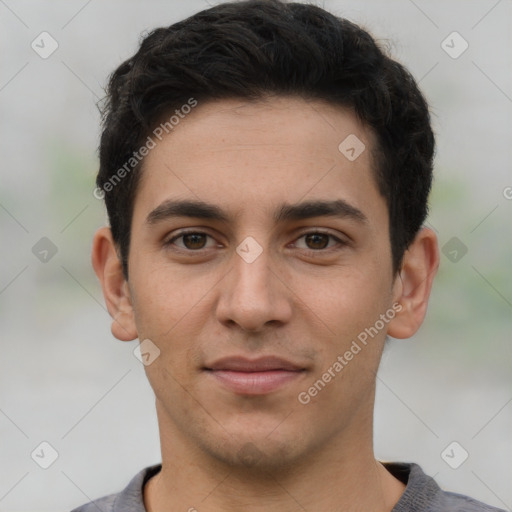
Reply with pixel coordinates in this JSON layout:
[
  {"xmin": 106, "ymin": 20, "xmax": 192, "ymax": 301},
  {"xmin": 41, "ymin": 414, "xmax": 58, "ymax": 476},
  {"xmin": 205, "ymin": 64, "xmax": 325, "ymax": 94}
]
[
  {"xmin": 146, "ymin": 200, "xmax": 230, "ymax": 225},
  {"xmin": 274, "ymin": 199, "xmax": 367, "ymax": 224},
  {"xmin": 145, "ymin": 199, "xmax": 368, "ymax": 226}
]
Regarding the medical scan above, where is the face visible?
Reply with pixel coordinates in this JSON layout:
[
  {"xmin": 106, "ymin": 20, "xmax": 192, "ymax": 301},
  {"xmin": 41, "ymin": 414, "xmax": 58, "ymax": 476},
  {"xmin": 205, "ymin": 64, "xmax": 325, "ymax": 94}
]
[{"xmin": 122, "ymin": 97, "xmax": 402, "ymax": 469}]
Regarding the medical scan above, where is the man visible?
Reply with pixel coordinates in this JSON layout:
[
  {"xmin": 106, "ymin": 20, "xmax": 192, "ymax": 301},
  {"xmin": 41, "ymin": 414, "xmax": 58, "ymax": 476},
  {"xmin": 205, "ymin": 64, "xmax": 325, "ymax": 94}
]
[{"xmin": 74, "ymin": 1, "xmax": 505, "ymax": 510}]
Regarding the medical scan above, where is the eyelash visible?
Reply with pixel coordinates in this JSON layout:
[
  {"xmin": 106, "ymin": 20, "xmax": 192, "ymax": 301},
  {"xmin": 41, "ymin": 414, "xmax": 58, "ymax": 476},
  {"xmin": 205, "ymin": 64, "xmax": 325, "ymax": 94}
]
[{"xmin": 164, "ymin": 229, "xmax": 347, "ymax": 255}]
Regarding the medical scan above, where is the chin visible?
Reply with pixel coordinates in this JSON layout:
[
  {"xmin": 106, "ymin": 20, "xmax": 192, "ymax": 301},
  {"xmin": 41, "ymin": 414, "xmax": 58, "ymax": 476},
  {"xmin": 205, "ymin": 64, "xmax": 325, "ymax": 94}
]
[{"xmin": 200, "ymin": 425, "xmax": 309, "ymax": 473}]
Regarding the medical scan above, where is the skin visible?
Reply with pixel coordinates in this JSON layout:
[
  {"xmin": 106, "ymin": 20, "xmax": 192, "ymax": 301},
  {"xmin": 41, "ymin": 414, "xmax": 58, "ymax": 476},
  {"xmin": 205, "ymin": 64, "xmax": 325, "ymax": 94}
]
[{"xmin": 92, "ymin": 96, "xmax": 439, "ymax": 511}]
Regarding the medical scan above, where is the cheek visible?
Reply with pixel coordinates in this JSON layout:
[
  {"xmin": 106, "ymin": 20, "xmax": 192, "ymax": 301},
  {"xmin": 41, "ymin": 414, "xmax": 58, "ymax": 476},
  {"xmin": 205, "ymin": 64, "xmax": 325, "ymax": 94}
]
[
  {"xmin": 129, "ymin": 254, "xmax": 209, "ymax": 337},
  {"xmin": 296, "ymin": 286, "xmax": 388, "ymax": 416},
  {"xmin": 295, "ymin": 261, "xmax": 391, "ymax": 333},
  {"xmin": 129, "ymin": 265, "xmax": 212, "ymax": 381}
]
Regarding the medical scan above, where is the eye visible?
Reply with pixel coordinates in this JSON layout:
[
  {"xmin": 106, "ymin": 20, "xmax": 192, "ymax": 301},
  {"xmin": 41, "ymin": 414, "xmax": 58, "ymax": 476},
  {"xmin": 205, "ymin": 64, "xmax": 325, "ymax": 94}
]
[
  {"xmin": 165, "ymin": 231, "xmax": 218, "ymax": 251},
  {"xmin": 294, "ymin": 231, "xmax": 346, "ymax": 251}
]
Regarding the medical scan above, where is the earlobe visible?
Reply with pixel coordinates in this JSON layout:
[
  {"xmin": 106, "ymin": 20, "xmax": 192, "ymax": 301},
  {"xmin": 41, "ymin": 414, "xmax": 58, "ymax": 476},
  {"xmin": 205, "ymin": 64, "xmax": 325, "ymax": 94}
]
[
  {"xmin": 387, "ymin": 227, "xmax": 440, "ymax": 339},
  {"xmin": 91, "ymin": 227, "xmax": 138, "ymax": 341}
]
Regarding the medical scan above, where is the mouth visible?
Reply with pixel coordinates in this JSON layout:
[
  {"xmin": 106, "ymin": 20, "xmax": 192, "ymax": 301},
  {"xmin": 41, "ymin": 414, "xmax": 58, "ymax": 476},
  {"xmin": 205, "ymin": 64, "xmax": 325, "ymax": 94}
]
[{"xmin": 203, "ymin": 356, "xmax": 307, "ymax": 395}]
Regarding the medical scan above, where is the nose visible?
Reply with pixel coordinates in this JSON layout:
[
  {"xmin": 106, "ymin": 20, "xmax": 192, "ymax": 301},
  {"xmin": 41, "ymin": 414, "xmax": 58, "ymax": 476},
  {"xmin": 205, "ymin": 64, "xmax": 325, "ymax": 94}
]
[{"xmin": 215, "ymin": 245, "xmax": 292, "ymax": 332}]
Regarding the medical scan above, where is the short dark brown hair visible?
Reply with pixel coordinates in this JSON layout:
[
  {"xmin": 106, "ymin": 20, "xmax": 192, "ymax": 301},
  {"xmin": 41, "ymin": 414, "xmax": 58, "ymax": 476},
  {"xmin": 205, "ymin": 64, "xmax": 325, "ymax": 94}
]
[{"xmin": 96, "ymin": 0, "xmax": 435, "ymax": 278}]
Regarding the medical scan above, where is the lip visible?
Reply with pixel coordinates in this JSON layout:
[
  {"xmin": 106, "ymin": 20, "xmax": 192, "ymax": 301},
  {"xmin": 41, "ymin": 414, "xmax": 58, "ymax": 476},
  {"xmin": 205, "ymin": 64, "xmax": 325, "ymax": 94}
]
[
  {"xmin": 204, "ymin": 356, "xmax": 306, "ymax": 395},
  {"xmin": 206, "ymin": 356, "xmax": 304, "ymax": 372}
]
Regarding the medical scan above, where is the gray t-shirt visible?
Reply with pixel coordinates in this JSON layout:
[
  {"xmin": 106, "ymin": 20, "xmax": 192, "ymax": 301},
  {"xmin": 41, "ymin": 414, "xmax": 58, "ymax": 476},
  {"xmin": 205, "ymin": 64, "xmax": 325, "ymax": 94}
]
[{"xmin": 70, "ymin": 462, "xmax": 506, "ymax": 511}]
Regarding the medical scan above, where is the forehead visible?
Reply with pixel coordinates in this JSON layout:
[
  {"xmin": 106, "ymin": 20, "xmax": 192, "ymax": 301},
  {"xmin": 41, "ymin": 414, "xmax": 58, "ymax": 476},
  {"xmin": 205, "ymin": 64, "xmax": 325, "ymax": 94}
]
[{"xmin": 133, "ymin": 96, "xmax": 384, "ymax": 227}]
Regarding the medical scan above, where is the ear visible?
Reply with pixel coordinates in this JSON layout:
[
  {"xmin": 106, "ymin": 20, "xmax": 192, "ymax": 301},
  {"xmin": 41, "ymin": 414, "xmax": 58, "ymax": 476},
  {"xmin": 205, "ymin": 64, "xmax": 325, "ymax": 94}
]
[
  {"xmin": 387, "ymin": 227, "xmax": 439, "ymax": 339},
  {"xmin": 91, "ymin": 226, "xmax": 138, "ymax": 341}
]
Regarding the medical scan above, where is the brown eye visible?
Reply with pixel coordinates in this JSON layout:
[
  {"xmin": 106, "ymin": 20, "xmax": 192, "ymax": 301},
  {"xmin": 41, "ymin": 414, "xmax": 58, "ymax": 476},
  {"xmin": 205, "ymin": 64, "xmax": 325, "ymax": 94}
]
[
  {"xmin": 182, "ymin": 233, "xmax": 208, "ymax": 249},
  {"xmin": 292, "ymin": 231, "xmax": 347, "ymax": 253},
  {"xmin": 165, "ymin": 231, "xmax": 217, "ymax": 251},
  {"xmin": 304, "ymin": 233, "xmax": 330, "ymax": 250}
]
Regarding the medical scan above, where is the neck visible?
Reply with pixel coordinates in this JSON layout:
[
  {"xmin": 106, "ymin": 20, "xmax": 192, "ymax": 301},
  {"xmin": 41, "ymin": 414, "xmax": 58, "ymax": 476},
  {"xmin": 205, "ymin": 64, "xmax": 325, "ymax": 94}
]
[{"xmin": 144, "ymin": 404, "xmax": 405, "ymax": 512}]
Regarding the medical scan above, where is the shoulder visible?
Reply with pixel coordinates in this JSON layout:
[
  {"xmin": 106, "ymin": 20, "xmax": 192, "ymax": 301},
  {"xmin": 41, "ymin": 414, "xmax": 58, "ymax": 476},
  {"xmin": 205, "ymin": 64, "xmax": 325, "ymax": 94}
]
[
  {"xmin": 437, "ymin": 488, "xmax": 508, "ymax": 512},
  {"xmin": 69, "ymin": 464, "xmax": 162, "ymax": 512},
  {"xmin": 384, "ymin": 462, "xmax": 507, "ymax": 512}
]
